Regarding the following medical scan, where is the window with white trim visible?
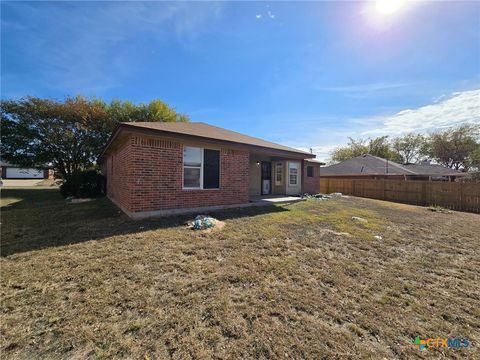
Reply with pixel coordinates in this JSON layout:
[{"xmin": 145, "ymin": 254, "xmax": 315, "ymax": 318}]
[
  {"xmin": 289, "ymin": 163, "xmax": 298, "ymax": 185},
  {"xmin": 183, "ymin": 147, "xmax": 202, "ymax": 188},
  {"xmin": 183, "ymin": 146, "xmax": 220, "ymax": 189},
  {"xmin": 275, "ymin": 162, "xmax": 282, "ymax": 185}
]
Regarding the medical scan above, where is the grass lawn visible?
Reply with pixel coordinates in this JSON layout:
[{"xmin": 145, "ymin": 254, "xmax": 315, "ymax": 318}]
[{"xmin": 1, "ymin": 188, "xmax": 479, "ymax": 359}]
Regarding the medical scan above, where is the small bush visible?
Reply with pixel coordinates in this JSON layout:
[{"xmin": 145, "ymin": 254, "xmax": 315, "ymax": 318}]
[{"xmin": 60, "ymin": 170, "xmax": 106, "ymax": 198}]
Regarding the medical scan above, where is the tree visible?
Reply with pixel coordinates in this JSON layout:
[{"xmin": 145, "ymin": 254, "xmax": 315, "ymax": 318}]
[
  {"xmin": 391, "ymin": 133, "xmax": 427, "ymax": 164},
  {"xmin": 1, "ymin": 96, "xmax": 189, "ymax": 178},
  {"xmin": 106, "ymin": 99, "xmax": 188, "ymax": 123},
  {"xmin": 330, "ymin": 138, "xmax": 368, "ymax": 162},
  {"xmin": 330, "ymin": 136, "xmax": 400, "ymax": 163},
  {"xmin": 368, "ymin": 136, "xmax": 401, "ymax": 162},
  {"xmin": 466, "ymin": 144, "xmax": 480, "ymax": 171},
  {"xmin": 425, "ymin": 124, "xmax": 479, "ymax": 171}
]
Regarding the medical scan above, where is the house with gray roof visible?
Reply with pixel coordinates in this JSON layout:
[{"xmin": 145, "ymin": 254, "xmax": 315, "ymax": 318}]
[
  {"xmin": 321, "ymin": 154, "xmax": 466, "ymax": 181},
  {"xmin": 99, "ymin": 122, "xmax": 325, "ymax": 218}
]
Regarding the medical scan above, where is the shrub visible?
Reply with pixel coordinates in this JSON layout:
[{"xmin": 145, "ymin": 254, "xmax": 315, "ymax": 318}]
[{"xmin": 60, "ymin": 170, "xmax": 106, "ymax": 198}]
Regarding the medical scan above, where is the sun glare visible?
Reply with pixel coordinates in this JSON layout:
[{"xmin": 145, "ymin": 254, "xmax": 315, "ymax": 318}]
[{"xmin": 375, "ymin": 0, "xmax": 406, "ymax": 15}]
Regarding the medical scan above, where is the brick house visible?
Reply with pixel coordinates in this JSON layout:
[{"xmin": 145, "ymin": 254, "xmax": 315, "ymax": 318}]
[{"xmin": 99, "ymin": 122, "xmax": 324, "ymax": 218}]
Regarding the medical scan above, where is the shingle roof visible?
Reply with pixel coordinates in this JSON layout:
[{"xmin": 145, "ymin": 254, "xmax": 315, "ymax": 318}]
[
  {"xmin": 305, "ymin": 159, "xmax": 326, "ymax": 165},
  {"xmin": 321, "ymin": 154, "xmax": 464, "ymax": 176},
  {"xmin": 118, "ymin": 122, "xmax": 314, "ymax": 156},
  {"xmin": 403, "ymin": 164, "xmax": 464, "ymax": 176},
  {"xmin": 321, "ymin": 154, "xmax": 412, "ymax": 176}
]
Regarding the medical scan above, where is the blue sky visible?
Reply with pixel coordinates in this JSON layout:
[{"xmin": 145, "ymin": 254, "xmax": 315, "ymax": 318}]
[{"xmin": 2, "ymin": 1, "xmax": 479, "ymax": 161}]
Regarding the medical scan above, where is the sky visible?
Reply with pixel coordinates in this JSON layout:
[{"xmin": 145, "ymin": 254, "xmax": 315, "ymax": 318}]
[{"xmin": 1, "ymin": 1, "xmax": 479, "ymax": 161}]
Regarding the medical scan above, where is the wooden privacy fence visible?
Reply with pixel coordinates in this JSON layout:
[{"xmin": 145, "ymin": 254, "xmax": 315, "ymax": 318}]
[{"xmin": 320, "ymin": 178, "xmax": 480, "ymax": 213}]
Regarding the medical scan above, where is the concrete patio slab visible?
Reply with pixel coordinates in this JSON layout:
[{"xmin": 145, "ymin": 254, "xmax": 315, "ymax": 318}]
[{"xmin": 249, "ymin": 195, "xmax": 305, "ymax": 205}]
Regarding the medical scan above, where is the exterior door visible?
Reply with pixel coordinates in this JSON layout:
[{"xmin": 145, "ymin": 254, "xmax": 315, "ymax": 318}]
[
  {"xmin": 261, "ymin": 162, "xmax": 272, "ymax": 195},
  {"xmin": 286, "ymin": 161, "xmax": 301, "ymax": 195}
]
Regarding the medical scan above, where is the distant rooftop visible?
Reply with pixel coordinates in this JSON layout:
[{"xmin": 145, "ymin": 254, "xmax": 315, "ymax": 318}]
[
  {"xmin": 321, "ymin": 154, "xmax": 465, "ymax": 177},
  {"xmin": 403, "ymin": 163, "xmax": 465, "ymax": 176}
]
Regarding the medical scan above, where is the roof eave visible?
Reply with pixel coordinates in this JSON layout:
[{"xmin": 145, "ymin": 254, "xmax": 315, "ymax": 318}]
[
  {"xmin": 99, "ymin": 123, "xmax": 315, "ymax": 161},
  {"xmin": 98, "ymin": 124, "xmax": 123, "ymax": 163}
]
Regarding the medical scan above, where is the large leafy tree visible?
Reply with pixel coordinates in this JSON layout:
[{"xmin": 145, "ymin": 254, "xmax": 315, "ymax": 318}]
[
  {"xmin": 391, "ymin": 133, "xmax": 427, "ymax": 164},
  {"xmin": 368, "ymin": 136, "xmax": 401, "ymax": 161},
  {"xmin": 1, "ymin": 96, "xmax": 188, "ymax": 178},
  {"xmin": 424, "ymin": 124, "xmax": 479, "ymax": 171},
  {"xmin": 466, "ymin": 144, "xmax": 480, "ymax": 171},
  {"xmin": 331, "ymin": 136, "xmax": 400, "ymax": 163},
  {"xmin": 330, "ymin": 125, "xmax": 480, "ymax": 169},
  {"xmin": 330, "ymin": 138, "xmax": 368, "ymax": 162}
]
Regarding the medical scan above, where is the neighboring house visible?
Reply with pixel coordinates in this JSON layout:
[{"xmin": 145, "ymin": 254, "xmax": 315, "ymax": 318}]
[
  {"xmin": 321, "ymin": 154, "xmax": 466, "ymax": 181},
  {"xmin": 99, "ymin": 122, "xmax": 324, "ymax": 218},
  {"xmin": 0, "ymin": 161, "xmax": 54, "ymax": 179}
]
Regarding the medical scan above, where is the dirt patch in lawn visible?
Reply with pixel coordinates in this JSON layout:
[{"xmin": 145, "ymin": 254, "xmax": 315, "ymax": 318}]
[{"xmin": 1, "ymin": 189, "xmax": 479, "ymax": 359}]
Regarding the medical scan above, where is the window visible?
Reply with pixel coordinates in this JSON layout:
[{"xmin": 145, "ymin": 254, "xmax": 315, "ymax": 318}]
[
  {"xmin": 307, "ymin": 166, "xmax": 314, "ymax": 177},
  {"xmin": 203, "ymin": 149, "xmax": 220, "ymax": 189},
  {"xmin": 289, "ymin": 164, "xmax": 298, "ymax": 185},
  {"xmin": 183, "ymin": 147, "xmax": 202, "ymax": 188},
  {"xmin": 289, "ymin": 168, "xmax": 298, "ymax": 185},
  {"xmin": 183, "ymin": 146, "xmax": 220, "ymax": 189},
  {"xmin": 275, "ymin": 162, "xmax": 282, "ymax": 185}
]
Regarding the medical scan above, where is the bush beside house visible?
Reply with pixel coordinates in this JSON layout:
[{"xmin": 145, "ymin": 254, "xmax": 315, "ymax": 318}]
[{"xmin": 60, "ymin": 170, "xmax": 106, "ymax": 198}]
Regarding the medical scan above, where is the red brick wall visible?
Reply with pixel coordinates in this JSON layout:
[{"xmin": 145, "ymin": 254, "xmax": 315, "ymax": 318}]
[
  {"xmin": 106, "ymin": 135, "xmax": 250, "ymax": 214},
  {"xmin": 105, "ymin": 139, "xmax": 134, "ymax": 211},
  {"xmin": 303, "ymin": 163, "xmax": 320, "ymax": 194}
]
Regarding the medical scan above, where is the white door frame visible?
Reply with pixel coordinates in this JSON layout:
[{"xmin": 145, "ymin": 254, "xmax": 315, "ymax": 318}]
[{"xmin": 286, "ymin": 161, "xmax": 301, "ymax": 195}]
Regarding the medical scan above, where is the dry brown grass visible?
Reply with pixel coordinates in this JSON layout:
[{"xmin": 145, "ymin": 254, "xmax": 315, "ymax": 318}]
[{"xmin": 1, "ymin": 189, "xmax": 479, "ymax": 359}]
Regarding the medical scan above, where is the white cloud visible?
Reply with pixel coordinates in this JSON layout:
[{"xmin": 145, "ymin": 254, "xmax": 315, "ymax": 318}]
[
  {"xmin": 284, "ymin": 89, "xmax": 480, "ymax": 163},
  {"xmin": 361, "ymin": 89, "xmax": 480, "ymax": 136}
]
